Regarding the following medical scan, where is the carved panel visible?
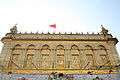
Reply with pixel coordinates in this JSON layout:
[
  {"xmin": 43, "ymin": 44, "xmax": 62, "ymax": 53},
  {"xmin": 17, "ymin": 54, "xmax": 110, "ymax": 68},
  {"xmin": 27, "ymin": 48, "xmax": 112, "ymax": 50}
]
[
  {"xmin": 100, "ymin": 55, "xmax": 108, "ymax": 65},
  {"xmin": 72, "ymin": 55, "xmax": 80, "ymax": 68},
  {"xmin": 25, "ymin": 54, "xmax": 34, "ymax": 69},
  {"xmin": 11, "ymin": 54, "xmax": 20, "ymax": 69},
  {"xmin": 98, "ymin": 45, "xmax": 109, "ymax": 65},
  {"xmin": 42, "ymin": 55, "xmax": 49, "ymax": 69},
  {"xmin": 57, "ymin": 56, "xmax": 64, "ymax": 68},
  {"xmin": 86, "ymin": 54, "xmax": 94, "ymax": 69}
]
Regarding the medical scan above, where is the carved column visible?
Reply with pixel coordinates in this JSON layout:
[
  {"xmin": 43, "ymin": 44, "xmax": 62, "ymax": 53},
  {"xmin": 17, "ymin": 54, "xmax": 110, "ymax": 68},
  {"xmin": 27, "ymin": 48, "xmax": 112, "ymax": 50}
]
[
  {"xmin": 78, "ymin": 49, "xmax": 82, "ymax": 69},
  {"xmin": 33, "ymin": 49, "xmax": 40, "ymax": 69},
  {"xmin": 80, "ymin": 49, "xmax": 85, "ymax": 69},
  {"xmin": 64, "ymin": 48, "xmax": 68, "ymax": 68},
  {"xmin": 39, "ymin": 49, "xmax": 42, "ymax": 69},
  {"xmin": 50, "ymin": 49, "xmax": 55, "ymax": 69},
  {"xmin": 38, "ymin": 44, "xmax": 42, "ymax": 69}
]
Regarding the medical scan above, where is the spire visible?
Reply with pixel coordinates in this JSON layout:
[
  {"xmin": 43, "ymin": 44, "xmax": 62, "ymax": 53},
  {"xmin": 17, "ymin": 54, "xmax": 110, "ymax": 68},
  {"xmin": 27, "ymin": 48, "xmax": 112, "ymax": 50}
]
[
  {"xmin": 10, "ymin": 24, "xmax": 18, "ymax": 33},
  {"xmin": 100, "ymin": 25, "xmax": 108, "ymax": 34}
]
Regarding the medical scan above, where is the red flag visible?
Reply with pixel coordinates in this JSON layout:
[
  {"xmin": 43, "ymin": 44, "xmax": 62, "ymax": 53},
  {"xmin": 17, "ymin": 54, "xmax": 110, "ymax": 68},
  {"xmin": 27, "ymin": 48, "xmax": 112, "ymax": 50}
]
[{"xmin": 49, "ymin": 24, "xmax": 56, "ymax": 28}]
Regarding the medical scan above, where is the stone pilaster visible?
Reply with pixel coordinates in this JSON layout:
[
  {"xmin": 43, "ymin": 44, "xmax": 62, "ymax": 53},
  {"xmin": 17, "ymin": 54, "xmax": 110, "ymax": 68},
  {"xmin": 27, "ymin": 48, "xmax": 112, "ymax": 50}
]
[
  {"xmin": 19, "ymin": 49, "xmax": 27, "ymax": 69},
  {"xmin": 50, "ymin": 49, "xmax": 55, "ymax": 69},
  {"xmin": 3, "ymin": 42, "xmax": 13, "ymax": 68},
  {"xmin": 33, "ymin": 49, "xmax": 40, "ymax": 69},
  {"xmin": 80, "ymin": 49, "xmax": 86, "ymax": 69},
  {"xmin": 107, "ymin": 42, "xmax": 118, "ymax": 65}
]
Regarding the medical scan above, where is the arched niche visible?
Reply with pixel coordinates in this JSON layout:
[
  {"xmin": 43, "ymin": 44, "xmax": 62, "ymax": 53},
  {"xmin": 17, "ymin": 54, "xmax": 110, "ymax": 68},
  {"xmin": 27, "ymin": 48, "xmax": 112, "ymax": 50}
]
[
  {"xmin": 71, "ymin": 45, "xmax": 80, "ymax": 69},
  {"xmin": 12, "ymin": 44, "xmax": 21, "ymax": 54},
  {"xmin": 98, "ymin": 45, "xmax": 109, "ymax": 65},
  {"xmin": 41, "ymin": 45, "xmax": 50, "ymax": 69},
  {"xmin": 41, "ymin": 44, "xmax": 50, "ymax": 54},
  {"xmin": 11, "ymin": 44, "xmax": 21, "ymax": 69},
  {"xmin": 25, "ymin": 44, "xmax": 35, "ymax": 69},
  {"xmin": 56, "ymin": 45, "xmax": 64, "ymax": 69},
  {"xmin": 84, "ymin": 45, "xmax": 94, "ymax": 69}
]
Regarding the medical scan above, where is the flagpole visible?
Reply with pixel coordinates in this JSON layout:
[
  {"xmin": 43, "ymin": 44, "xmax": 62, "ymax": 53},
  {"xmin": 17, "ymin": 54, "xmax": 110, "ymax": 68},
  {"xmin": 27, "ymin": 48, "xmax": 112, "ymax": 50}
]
[{"xmin": 54, "ymin": 22, "xmax": 56, "ymax": 33}]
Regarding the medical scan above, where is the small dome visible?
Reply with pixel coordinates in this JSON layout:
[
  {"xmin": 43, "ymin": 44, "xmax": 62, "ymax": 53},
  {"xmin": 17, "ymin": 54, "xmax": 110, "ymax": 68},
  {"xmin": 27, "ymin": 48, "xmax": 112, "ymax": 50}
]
[{"xmin": 10, "ymin": 24, "xmax": 18, "ymax": 33}]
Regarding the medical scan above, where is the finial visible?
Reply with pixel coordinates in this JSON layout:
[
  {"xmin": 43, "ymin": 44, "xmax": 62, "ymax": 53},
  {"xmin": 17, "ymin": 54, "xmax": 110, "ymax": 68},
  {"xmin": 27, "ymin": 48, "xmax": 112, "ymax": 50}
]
[
  {"xmin": 59, "ymin": 32, "xmax": 61, "ymax": 34},
  {"xmin": 87, "ymin": 32, "xmax": 89, "ymax": 34},
  {"xmin": 25, "ymin": 31, "xmax": 27, "ymax": 34},
  {"xmin": 48, "ymin": 31, "xmax": 50, "ymax": 34},
  {"xmin": 13, "ymin": 23, "xmax": 17, "ymax": 29},
  {"xmin": 42, "ymin": 32, "xmax": 44, "ymax": 34},
  {"xmin": 70, "ymin": 32, "xmax": 72, "ymax": 34},
  {"xmin": 36, "ymin": 31, "xmax": 38, "ymax": 34},
  {"xmin": 101, "ymin": 25, "xmax": 106, "ymax": 30},
  {"xmin": 81, "ymin": 32, "xmax": 83, "ymax": 34},
  {"xmin": 15, "ymin": 23, "xmax": 17, "ymax": 26},
  {"xmin": 92, "ymin": 32, "xmax": 94, "ymax": 34},
  {"xmin": 65, "ymin": 32, "xmax": 67, "ymax": 34},
  {"xmin": 98, "ymin": 32, "xmax": 99, "ymax": 35},
  {"xmin": 76, "ymin": 32, "xmax": 78, "ymax": 34}
]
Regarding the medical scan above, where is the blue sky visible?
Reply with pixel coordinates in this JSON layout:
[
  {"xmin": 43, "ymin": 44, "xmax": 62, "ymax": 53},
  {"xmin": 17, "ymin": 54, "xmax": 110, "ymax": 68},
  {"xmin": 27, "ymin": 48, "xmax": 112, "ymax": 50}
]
[{"xmin": 0, "ymin": 0, "xmax": 120, "ymax": 56}]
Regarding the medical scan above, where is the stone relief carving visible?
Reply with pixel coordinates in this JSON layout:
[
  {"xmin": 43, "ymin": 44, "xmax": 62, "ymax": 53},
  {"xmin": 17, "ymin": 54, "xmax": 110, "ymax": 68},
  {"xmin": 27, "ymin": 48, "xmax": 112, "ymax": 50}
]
[{"xmin": 57, "ymin": 56, "xmax": 64, "ymax": 68}]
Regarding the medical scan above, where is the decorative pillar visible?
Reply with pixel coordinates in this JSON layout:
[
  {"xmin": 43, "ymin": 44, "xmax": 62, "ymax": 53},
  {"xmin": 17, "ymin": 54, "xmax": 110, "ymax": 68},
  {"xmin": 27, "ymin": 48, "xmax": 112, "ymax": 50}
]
[
  {"xmin": 39, "ymin": 49, "xmax": 42, "ymax": 69},
  {"xmin": 80, "ymin": 49, "xmax": 86, "ymax": 69},
  {"xmin": 3, "ymin": 43, "xmax": 13, "ymax": 68},
  {"xmin": 50, "ymin": 49, "xmax": 55, "ymax": 69},
  {"xmin": 78, "ymin": 49, "xmax": 82, "ymax": 69},
  {"xmin": 33, "ymin": 49, "xmax": 40, "ymax": 69},
  {"xmin": 64, "ymin": 49, "xmax": 68, "ymax": 68}
]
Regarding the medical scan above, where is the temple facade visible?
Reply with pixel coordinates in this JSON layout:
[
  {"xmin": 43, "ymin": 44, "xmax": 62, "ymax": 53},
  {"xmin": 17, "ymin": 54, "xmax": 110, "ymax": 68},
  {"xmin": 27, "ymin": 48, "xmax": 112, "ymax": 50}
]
[{"xmin": 0, "ymin": 25, "xmax": 120, "ymax": 80}]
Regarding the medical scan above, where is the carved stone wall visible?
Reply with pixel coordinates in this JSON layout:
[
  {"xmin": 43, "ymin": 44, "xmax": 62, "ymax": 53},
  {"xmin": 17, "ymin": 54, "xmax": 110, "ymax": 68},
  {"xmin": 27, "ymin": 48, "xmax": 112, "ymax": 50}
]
[{"xmin": 0, "ymin": 33, "xmax": 119, "ymax": 74}]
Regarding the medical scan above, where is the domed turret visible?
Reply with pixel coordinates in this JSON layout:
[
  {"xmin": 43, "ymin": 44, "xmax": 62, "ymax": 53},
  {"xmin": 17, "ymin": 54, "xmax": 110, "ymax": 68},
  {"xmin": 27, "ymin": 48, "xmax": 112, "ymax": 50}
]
[
  {"xmin": 100, "ymin": 25, "xmax": 108, "ymax": 34},
  {"xmin": 10, "ymin": 24, "xmax": 18, "ymax": 33}
]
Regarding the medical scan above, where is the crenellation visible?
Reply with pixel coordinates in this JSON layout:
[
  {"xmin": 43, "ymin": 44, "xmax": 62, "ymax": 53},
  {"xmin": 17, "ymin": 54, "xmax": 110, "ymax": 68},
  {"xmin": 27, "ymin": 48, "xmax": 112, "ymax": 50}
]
[{"xmin": 3, "ymin": 33, "xmax": 114, "ymax": 41}]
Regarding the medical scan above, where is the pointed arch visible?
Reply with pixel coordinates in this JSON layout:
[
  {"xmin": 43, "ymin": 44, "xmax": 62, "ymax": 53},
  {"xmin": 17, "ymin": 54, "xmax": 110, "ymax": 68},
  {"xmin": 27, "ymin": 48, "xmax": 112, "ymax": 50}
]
[
  {"xmin": 11, "ymin": 44, "xmax": 22, "ymax": 69},
  {"xmin": 71, "ymin": 45, "xmax": 80, "ymax": 69},
  {"xmin": 98, "ymin": 45, "xmax": 109, "ymax": 65},
  {"xmin": 41, "ymin": 44, "xmax": 50, "ymax": 69},
  {"xmin": 84, "ymin": 45, "xmax": 94, "ymax": 69},
  {"xmin": 71, "ymin": 45, "xmax": 79, "ymax": 50},
  {"xmin": 27, "ymin": 44, "xmax": 35, "ymax": 50},
  {"xmin": 56, "ymin": 45, "xmax": 64, "ymax": 50},
  {"xmin": 25, "ymin": 44, "xmax": 36, "ymax": 69},
  {"xmin": 98, "ymin": 45, "xmax": 106, "ymax": 50},
  {"xmin": 13, "ymin": 44, "xmax": 21, "ymax": 49},
  {"xmin": 56, "ymin": 45, "xmax": 65, "ymax": 69},
  {"xmin": 85, "ymin": 45, "xmax": 93, "ymax": 50},
  {"xmin": 42, "ymin": 44, "xmax": 50, "ymax": 50}
]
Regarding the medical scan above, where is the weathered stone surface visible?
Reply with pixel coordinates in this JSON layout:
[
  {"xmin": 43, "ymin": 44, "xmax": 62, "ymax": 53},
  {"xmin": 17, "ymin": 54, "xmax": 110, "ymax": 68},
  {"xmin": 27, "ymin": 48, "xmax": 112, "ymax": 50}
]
[{"xmin": 0, "ymin": 26, "xmax": 120, "ymax": 79}]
